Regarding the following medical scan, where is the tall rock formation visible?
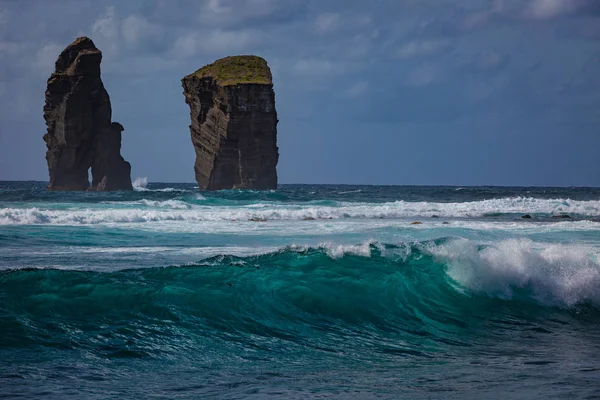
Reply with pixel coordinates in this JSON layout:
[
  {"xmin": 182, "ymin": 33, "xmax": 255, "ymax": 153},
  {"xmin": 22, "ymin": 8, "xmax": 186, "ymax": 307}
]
[
  {"xmin": 43, "ymin": 37, "xmax": 132, "ymax": 191},
  {"xmin": 182, "ymin": 56, "xmax": 279, "ymax": 190}
]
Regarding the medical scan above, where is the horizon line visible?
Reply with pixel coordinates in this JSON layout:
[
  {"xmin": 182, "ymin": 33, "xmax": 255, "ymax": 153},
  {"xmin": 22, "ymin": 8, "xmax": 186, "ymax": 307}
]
[{"xmin": 1, "ymin": 180, "xmax": 599, "ymax": 189}]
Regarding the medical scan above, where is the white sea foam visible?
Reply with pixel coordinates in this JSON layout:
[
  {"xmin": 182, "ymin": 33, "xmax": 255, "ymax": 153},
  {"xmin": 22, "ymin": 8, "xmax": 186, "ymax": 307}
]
[
  {"xmin": 3, "ymin": 232, "xmax": 600, "ymax": 307},
  {"xmin": 276, "ymin": 239, "xmax": 600, "ymax": 308},
  {"xmin": 131, "ymin": 196, "xmax": 600, "ymax": 218},
  {"xmin": 132, "ymin": 177, "xmax": 148, "ymax": 191},
  {"xmin": 286, "ymin": 238, "xmax": 600, "ymax": 307},
  {"xmin": 318, "ymin": 240, "xmax": 379, "ymax": 258},
  {"xmin": 20, "ymin": 245, "xmax": 278, "ymax": 258},
  {"xmin": 3, "ymin": 197, "xmax": 600, "ymax": 226},
  {"xmin": 425, "ymin": 238, "xmax": 600, "ymax": 307},
  {"xmin": 120, "ymin": 199, "xmax": 193, "ymax": 209},
  {"xmin": 132, "ymin": 177, "xmax": 186, "ymax": 193},
  {"xmin": 0, "ymin": 246, "xmax": 279, "ymax": 271}
]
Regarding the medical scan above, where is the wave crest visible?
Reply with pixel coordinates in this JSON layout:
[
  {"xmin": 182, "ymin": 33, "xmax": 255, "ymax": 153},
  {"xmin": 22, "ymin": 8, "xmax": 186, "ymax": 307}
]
[
  {"xmin": 4, "ymin": 197, "xmax": 600, "ymax": 226},
  {"xmin": 425, "ymin": 238, "xmax": 600, "ymax": 307},
  {"xmin": 4, "ymin": 239, "xmax": 597, "ymax": 309}
]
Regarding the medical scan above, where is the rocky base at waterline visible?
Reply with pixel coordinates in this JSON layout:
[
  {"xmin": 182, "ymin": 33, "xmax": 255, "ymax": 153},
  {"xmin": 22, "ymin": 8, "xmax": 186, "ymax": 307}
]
[
  {"xmin": 43, "ymin": 37, "xmax": 132, "ymax": 191},
  {"xmin": 182, "ymin": 55, "xmax": 279, "ymax": 190}
]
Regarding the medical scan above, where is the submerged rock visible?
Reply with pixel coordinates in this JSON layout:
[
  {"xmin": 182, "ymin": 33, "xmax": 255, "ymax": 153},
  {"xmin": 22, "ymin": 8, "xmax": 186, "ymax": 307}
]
[
  {"xmin": 43, "ymin": 37, "xmax": 132, "ymax": 191},
  {"xmin": 182, "ymin": 55, "xmax": 279, "ymax": 190},
  {"xmin": 521, "ymin": 214, "xmax": 532, "ymax": 219}
]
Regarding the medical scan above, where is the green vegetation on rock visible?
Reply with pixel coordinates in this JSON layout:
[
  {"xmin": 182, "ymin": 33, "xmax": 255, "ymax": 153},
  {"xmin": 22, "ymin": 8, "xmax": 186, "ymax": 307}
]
[{"xmin": 186, "ymin": 55, "xmax": 273, "ymax": 86}]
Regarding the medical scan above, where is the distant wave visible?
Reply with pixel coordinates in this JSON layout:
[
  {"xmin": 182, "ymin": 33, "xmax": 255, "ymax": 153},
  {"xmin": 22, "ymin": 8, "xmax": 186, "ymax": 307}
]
[
  {"xmin": 132, "ymin": 177, "xmax": 186, "ymax": 193},
  {"xmin": 3, "ymin": 197, "xmax": 600, "ymax": 225},
  {"xmin": 132, "ymin": 177, "xmax": 148, "ymax": 191}
]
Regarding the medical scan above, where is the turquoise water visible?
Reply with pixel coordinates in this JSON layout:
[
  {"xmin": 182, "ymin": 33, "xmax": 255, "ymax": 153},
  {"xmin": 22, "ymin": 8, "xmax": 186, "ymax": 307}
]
[{"xmin": 1, "ymin": 181, "xmax": 600, "ymax": 399}]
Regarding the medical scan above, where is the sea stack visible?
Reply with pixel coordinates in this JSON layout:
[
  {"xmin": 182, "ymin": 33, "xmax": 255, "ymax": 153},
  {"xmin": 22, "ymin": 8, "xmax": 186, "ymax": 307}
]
[
  {"xmin": 182, "ymin": 56, "xmax": 279, "ymax": 190},
  {"xmin": 43, "ymin": 37, "xmax": 132, "ymax": 191}
]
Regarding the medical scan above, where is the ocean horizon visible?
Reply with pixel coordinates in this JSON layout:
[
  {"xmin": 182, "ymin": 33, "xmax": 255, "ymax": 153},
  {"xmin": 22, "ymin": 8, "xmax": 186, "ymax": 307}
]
[{"xmin": 5, "ymin": 180, "xmax": 600, "ymax": 188}]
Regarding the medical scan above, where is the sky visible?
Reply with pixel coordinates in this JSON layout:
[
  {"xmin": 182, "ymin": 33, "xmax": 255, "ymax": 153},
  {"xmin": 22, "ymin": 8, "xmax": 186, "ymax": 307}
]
[{"xmin": 0, "ymin": 0, "xmax": 599, "ymax": 186}]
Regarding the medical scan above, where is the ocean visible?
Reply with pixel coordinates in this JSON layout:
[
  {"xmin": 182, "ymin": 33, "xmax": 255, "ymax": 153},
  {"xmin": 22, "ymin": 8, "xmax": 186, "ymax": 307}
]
[{"xmin": 1, "ymin": 180, "xmax": 599, "ymax": 399}]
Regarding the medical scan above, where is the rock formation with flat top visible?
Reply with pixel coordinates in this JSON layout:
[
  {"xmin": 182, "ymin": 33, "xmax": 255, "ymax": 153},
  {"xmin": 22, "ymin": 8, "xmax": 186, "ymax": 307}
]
[
  {"xmin": 43, "ymin": 37, "xmax": 132, "ymax": 191},
  {"xmin": 182, "ymin": 55, "xmax": 279, "ymax": 190}
]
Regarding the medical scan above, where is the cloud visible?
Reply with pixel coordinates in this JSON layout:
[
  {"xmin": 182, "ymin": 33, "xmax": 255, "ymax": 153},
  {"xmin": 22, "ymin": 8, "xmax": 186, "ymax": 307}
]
[
  {"xmin": 410, "ymin": 0, "xmax": 599, "ymax": 39},
  {"xmin": 91, "ymin": 6, "xmax": 120, "ymax": 56},
  {"xmin": 172, "ymin": 29, "xmax": 266, "ymax": 58},
  {"xmin": 555, "ymin": 17, "xmax": 600, "ymax": 41},
  {"xmin": 91, "ymin": 7, "xmax": 165, "ymax": 57},
  {"xmin": 464, "ymin": 74, "xmax": 511, "ymax": 103},
  {"xmin": 344, "ymin": 81, "xmax": 369, "ymax": 98},
  {"xmin": 0, "ymin": 7, "xmax": 8, "ymax": 26},
  {"xmin": 476, "ymin": 49, "xmax": 510, "ymax": 71},
  {"xmin": 558, "ymin": 52, "xmax": 600, "ymax": 95},
  {"xmin": 407, "ymin": 64, "xmax": 441, "ymax": 86},
  {"xmin": 197, "ymin": 0, "xmax": 307, "ymax": 27},
  {"xmin": 461, "ymin": 9, "xmax": 497, "ymax": 31},
  {"xmin": 0, "ymin": 41, "xmax": 20, "ymax": 59},
  {"xmin": 396, "ymin": 39, "xmax": 452, "ymax": 60},
  {"xmin": 34, "ymin": 42, "xmax": 64, "ymax": 76},
  {"xmin": 121, "ymin": 15, "xmax": 164, "ymax": 49},
  {"xmin": 292, "ymin": 59, "xmax": 338, "ymax": 77},
  {"xmin": 315, "ymin": 13, "xmax": 340, "ymax": 34},
  {"xmin": 111, "ymin": 54, "xmax": 181, "ymax": 76},
  {"xmin": 525, "ymin": 0, "xmax": 589, "ymax": 20},
  {"xmin": 345, "ymin": 34, "xmax": 374, "ymax": 59},
  {"xmin": 203, "ymin": 0, "xmax": 230, "ymax": 16}
]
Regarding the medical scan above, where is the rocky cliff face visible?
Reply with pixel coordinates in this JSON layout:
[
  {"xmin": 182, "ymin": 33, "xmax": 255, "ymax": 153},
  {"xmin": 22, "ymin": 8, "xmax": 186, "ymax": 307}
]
[
  {"xmin": 43, "ymin": 37, "xmax": 132, "ymax": 191},
  {"xmin": 182, "ymin": 56, "xmax": 279, "ymax": 190}
]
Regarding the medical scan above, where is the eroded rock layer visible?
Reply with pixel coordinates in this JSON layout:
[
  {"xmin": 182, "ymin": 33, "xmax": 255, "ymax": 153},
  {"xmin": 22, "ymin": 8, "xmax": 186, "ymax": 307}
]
[
  {"xmin": 182, "ymin": 56, "xmax": 279, "ymax": 190},
  {"xmin": 43, "ymin": 37, "xmax": 132, "ymax": 191}
]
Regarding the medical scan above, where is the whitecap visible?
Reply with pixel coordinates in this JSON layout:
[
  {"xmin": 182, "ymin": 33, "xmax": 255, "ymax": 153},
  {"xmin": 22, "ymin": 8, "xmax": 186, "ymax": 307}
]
[
  {"xmin": 132, "ymin": 177, "xmax": 148, "ymax": 191},
  {"xmin": 4, "ymin": 197, "xmax": 600, "ymax": 227},
  {"xmin": 425, "ymin": 238, "xmax": 600, "ymax": 307}
]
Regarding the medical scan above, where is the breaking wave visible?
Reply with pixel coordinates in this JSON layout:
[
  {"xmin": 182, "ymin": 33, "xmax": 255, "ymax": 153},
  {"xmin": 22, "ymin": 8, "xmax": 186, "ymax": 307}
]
[
  {"xmin": 2, "ymin": 197, "xmax": 600, "ymax": 225},
  {"xmin": 2, "ymin": 239, "xmax": 599, "ymax": 309},
  {"xmin": 132, "ymin": 177, "xmax": 186, "ymax": 193},
  {"xmin": 132, "ymin": 177, "xmax": 148, "ymax": 191},
  {"xmin": 2, "ymin": 236, "xmax": 598, "ymax": 398}
]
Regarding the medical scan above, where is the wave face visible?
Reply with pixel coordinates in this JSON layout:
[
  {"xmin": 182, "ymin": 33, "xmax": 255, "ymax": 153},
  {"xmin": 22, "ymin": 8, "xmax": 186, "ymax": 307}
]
[
  {"xmin": 2, "ymin": 243, "xmax": 600, "ymax": 398},
  {"xmin": 1, "ymin": 182, "xmax": 600, "ymax": 399}
]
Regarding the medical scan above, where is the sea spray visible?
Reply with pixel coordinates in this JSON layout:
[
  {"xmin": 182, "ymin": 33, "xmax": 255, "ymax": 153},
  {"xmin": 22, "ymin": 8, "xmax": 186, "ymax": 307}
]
[{"xmin": 132, "ymin": 177, "xmax": 148, "ymax": 191}]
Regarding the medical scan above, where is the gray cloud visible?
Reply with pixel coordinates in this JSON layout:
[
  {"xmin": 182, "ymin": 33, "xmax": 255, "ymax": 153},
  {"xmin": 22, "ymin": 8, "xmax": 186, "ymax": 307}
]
[
  {"xmin": 524, "ymin": 0, "xmax": 600, "ymax": 20},
  {"xmin": 0, "ymin": 0, "xmax": 598, "ymax": 184},
  {"xmin": 140, "ymin": 0, "xmax": 309, "ymax": 29},
  {"xmin": 396, "ymin": 39, "xmax": 454, "ymax": 60},
  {"xmin": 554, "ymin": 16, "xmax": 600, "ymax": 41}
]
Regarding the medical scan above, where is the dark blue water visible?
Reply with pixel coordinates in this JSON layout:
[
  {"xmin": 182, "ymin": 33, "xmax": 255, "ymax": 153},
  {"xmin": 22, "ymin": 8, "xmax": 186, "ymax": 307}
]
[{"xmin": 1, "ymin": 181, "xmax": 599, "ymax": 399}]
